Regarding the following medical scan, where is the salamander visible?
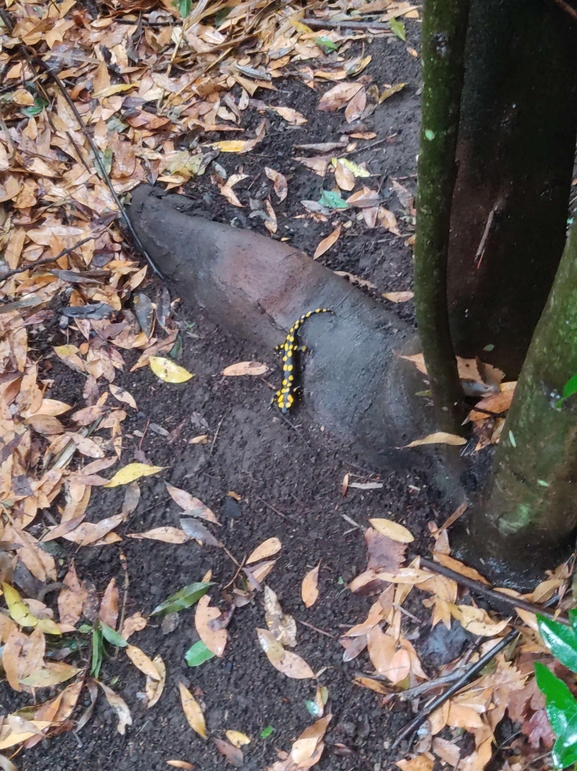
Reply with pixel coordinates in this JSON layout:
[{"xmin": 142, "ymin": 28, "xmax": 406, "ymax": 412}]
[{"xmin": 274, "ymin": 308, "xmax": 333, "ymax": 413}]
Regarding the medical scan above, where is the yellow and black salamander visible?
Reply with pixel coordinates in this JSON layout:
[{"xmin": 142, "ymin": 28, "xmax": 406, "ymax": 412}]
[{"xmin": 274, "ymin": 308, "xmax": 333, "ymax": 413}]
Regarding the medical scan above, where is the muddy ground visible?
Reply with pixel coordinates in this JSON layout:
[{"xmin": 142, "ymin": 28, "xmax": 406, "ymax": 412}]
[{"xmin": 6, "ymin": 22, "xmax": 478, "ymax": 771}]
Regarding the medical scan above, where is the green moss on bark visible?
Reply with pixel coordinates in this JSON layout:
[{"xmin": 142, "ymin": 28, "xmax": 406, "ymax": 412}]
[
  {"xmin": 476, "ymin": 218, "xmax": 577, "ymax": 567},
  {"xmin": 414, "ymin": 0, "xmax": 469, "ymax": 432}
]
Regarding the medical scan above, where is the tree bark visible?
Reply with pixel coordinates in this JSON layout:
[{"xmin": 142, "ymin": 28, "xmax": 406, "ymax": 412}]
[
  {"xmin": 446, "ymin": 0, "xmax": 577, "ymax": 378},
  {"xmin": 462, "ymin": 218, "xmax": 577, "ymax": 586},
  {"xmin": 414, "ymin": 0, "xmax": 469, "ymax": 433}
]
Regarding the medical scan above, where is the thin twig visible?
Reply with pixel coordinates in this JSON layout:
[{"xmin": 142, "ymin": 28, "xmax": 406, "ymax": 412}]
[
  {"xmin": 222, "ymin": 554, "xmax": 247, "ymax": 590},
  {"xmin": 0, "ymin": 235, "xmax": 97, "ymax": 283},
  {"xmin": 253, "ymin": 494, "xmax": 293, "ymax": 521},
  {"xmin": 209, "ymin": 415, "xmax": 225, "ymax": 457},
  {"xmin": 420, "ymin": 557, "xmax": 570, "ymax": 625},
  {"xmin": 303, "ymin": 17, "xmax": 394, "ymax": 30},
  {"xmin": 391, "ymin": 627, "xmax": 519, "ymax": 749},
  {"xmin": 297, "ymin": 618, "xmax": 337, "ymax": 639}
]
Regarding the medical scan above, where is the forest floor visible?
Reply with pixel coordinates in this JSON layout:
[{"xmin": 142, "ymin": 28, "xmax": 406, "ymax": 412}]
[{"xmin": 0, "ymin": 3, "xmax": 562, "ymax": 771}]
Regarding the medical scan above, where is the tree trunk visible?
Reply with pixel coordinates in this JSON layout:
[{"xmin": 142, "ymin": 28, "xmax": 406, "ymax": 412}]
[
  {"xmin": 461, "ymin": 219, "xmax": 577, "ymax": 587},
  {"xmin": 446, "ymin": 0, "xmax": 577, "ymax": 378},
  {"xmin": 414, "ymin": 0, "xmax": 469, "ymax": 433}
]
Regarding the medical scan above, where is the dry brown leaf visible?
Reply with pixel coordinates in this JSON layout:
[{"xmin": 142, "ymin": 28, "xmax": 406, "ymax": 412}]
[
  {"xmin": 256, "ymin": 628, "xmax": 314, "ymax": 679},
  {"xmin": 265, "ymin": 168, "xmax": 288, "ymax": 201},
  {"xmin": 179, "ymin": 682, "xmax": 207, "ymax": 739},
  {"xmin": 99, "ymin": 578, "xmax": 119, "ymax": 630},
  {"xmin": 301, "ymin": 563, "xmax": 320, "ymax": 608},
  {"xmin": 345, "ymin": 87, "xmax": 367, "ymax": 123},
  {"xmin": 269, "ymin": 106, "xmax": 307, "ymax": 125},
  {"xmin": 214, "ymin": 738, "xmax": 243, "ymax": 767},
  {"xmin": 313, "ymin": 225, "xmax": 342, "ymax": 260},
  {"xmin": 369, "ymin": 518, "xmax": 414, "ymax": 543},
  {"xmin": 166, "ymin": 483, "xmax": 220, "ymax": 524},
  {"xmin": 432, "ymin": 738, "xmax": 461, "ymax": 766},
  {"xmin": 353, "ymin": 675, "xmax": 390, "ymax": 694},
  {"xmin": 195, "ymin": 595, "xmax": 228, "ymax": 657},
  {"xmin": 334, "ymin": 160, "xmax": 355, "ymax": 191},
  {"xmin": 404, "ymin": 432, "xmax": 467, "ymax": 448},
  {"xmin": 97, "ymin": 681, "xmax": 132, "ymax": 735},
  {"xmin": 221, "ymin": 361, "xmax": 269, "ymax": 376},
  {"xmin": 318, "ymin": 82, "xmax": 363, "ymax": 112},
  {"xmin": 146, "ymin": 654, "xmax": 166, "ymax": 708},
  {"xmin": 247, "ymin": 537, "xmax": 282, "ymax": 564},
  {"xmin": 396, "ymin": 756, "xmax": 434, "ymax": 771},
  {"xmin": 433, "ymin": 553, "xmax": 490, "ymax": 584},
  {"xmin": 451, "ymin": 604, "xmax": 511, "ymax": 637},
  {"xmin": 219, "ymin": 173, "xmax": 248, "ymax": 208},
  {"xmin": 382, "ymin": 291, "xmax": 414, "ymax": 303},
  {"xmin": 264, "ymin": 585, "xmax": 297, "ymax": 647},
  {"xmin": 128, "ymin": 527, "xmax": 190, "ymax": 544},
  {"xmin": 61, "ymin": 512, "xmax": 126, "ymax": 546},
  {"xmin": 291, "ymin": 714, "xmax": 332, "ymax": 765},
  {"xmin": 167, "ymin": 762, "xmax": 195, "ymax": 769}
]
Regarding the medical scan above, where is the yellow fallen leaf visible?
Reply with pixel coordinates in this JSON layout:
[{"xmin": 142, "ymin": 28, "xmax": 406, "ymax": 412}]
[
  {"xmin": 301, "ymin": 563, "xmax": 320, "ymax": 607},
  {"xmin": 314, "ymin": 224, "xmax": 342, "ymax": 260},
  {"xmin": 149, "ymin": 356, "xmax": 194, "ymax": 383},
  {"xmin": 404, "ymin": 432, "xmax": 467, "ymax": 448},
  {"xmin": 126, "ymin": 644, "xmax": 161, "ymax": 680},
  {"xmin": 221, "ymin": 361, "xmax": 269, "ymax": 376},
  {"xmin": 247, "ymin": 537, "xmax": 282, "ymax": 565},
  {"xmin": 179, "ymin": 682, "xmax": 207, "ymax": 739},
  {"xmin": 104, "ymin": 463, "xmax": 165, "ymax": 488},
  {"xmin": 225, "ymin": 730, "xmax": 250, "ymax": 748},
  {"xmin": 211, "ymin": 120, "xmax": 265, "ymax": 153},
  {"xmin": 256, "ymin": 628, "xmax": 314, "ymax": 679},
  {"xmin": 166, "ymin": 762, "xmax": 194, "ymax": 770},
  {"xmin": 368, "ymin": 519, "xmax": 414, "ymax": 543}
]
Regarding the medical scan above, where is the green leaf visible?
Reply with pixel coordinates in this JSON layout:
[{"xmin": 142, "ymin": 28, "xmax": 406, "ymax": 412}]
[
  {"xmin": 538, "ymin": 616, "xmax": 577, "ymax": 673},
  {"xmin": 315, "ymin": 36, "xmax": 339, "ymax": 53},
  {"xmin": 569, "ymin": 608, "xmax": 577, "ymax": 630},
  {"xmin": 260, "ymin": 726, "xmax": 274, "ymax": 739},
  {"xmin": 535, "ymin": 663, "xmax": 577, "ymax": 734},
  {"xmin": 553, "ymin": 714, "xmax": 577, "ymax": 769},
  {"xmin": 389, "ymin": 17, "xmax": 406, "ymax": 41},
  {"xmin": 21, "ymin": 95, "xmax": 48, "ymax": 118},
  {"xmin": 318, "ymin": 190, "xmax": 349, "ymax": 210},
  {"xmin": 151, "ymin": 581, "xmax": 213, "ymax": 616},
  {"xmin": 563, "ymin": 373, "xmax": 577, "ymax": 400},
  {"xmin": 101, "ymin": 622, "xmax": 128, "ymax": 648},
  {"xmin": 91, "ymin": 627, "xmax": 103, "ymax": 678},
  {"xmin": 185, "ymin": 640, "xmax": 216, "ymax": 667},
  {"xmin": 174, "ymin": 0, "xmax": 191, "ymax": 16},
  {"xmin": 305, "ymin": 699, "xmax": 322, "ymax": 717}
]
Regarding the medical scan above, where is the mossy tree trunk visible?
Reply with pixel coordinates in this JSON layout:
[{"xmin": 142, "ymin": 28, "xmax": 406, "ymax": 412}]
[
  {"xmin": 446, "ymin": 0, "xmax": 577, "ymax": 378},
  {"xmin": 465, "ymin": 219, "xmax": 577, "ymax": 583},
  {"xmin": 414, "ymin": 0, "xmax": 470, "ymax": 433}
]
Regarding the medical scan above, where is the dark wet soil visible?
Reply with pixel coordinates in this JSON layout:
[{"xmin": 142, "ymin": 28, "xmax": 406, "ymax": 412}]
[{"xmin": 9, "ymin": 22, "xmax": 470, "ymax": 771}]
